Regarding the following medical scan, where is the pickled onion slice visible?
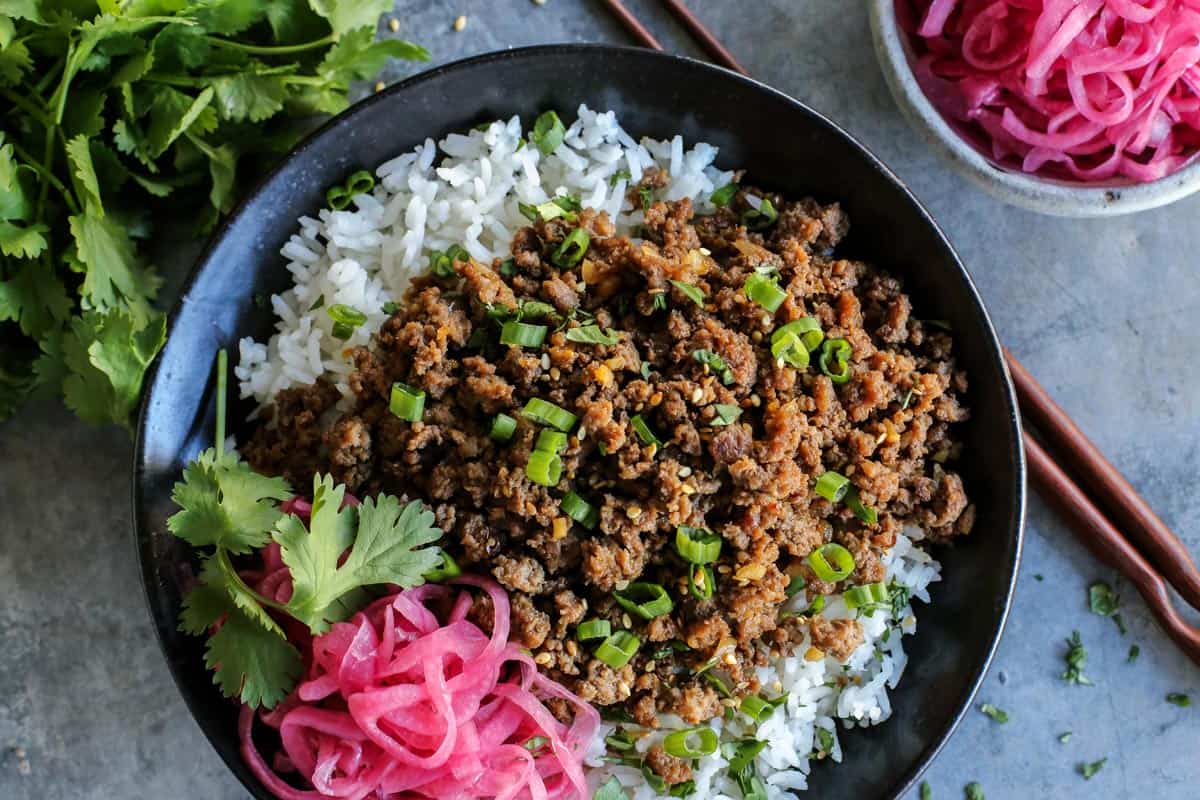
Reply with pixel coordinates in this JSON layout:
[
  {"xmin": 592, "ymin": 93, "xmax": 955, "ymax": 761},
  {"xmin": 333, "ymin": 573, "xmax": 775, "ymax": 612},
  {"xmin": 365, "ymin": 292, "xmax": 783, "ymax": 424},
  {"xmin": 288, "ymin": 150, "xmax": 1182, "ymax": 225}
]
[
  {"xmin": 239, "ymin": 578, "xmax": 598, "ymax": 800},
  {"xmin": 903, "ymin": 0, "xmax": 1200, "ymax": 183}
]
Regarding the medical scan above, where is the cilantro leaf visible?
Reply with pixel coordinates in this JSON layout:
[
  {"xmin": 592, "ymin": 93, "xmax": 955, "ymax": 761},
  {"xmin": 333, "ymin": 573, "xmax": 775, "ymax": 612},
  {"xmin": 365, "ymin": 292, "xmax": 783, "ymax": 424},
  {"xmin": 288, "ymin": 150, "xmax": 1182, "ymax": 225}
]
[
  {"xmin": 276, "ymin": 475, "xmax": 443, "ymax": 631},
  {"xmin": 565, "ymin": 325, "xmax": 620, "ymax": 345},
  {"xmin": 178, "ymin": 579, "xmax": 234, "ymax": 636},
  {"xmin": 66, "ymin": 135, "xmax": 104, "ymax": 212},
  {"xmin": 61, "ymin": 309, "xmax": 166, "ymax": 427},
  {"xmin": 979, "ymin": 703, "xmax": 1009, "ymax": 723},
  {"xmin": 1087, "ymin": 581, "xmax": 1119, "ymax": 617},
  {"xmin": 145, "ymin": 85, "xmax": 217, "ymax": 157},
  {"xmin": 208, "ymin": 70, "xmax": 288, "ymax": 123},
  {"xmin": 306, "ymin": 0, "xmax": 393, "ymax": 37},
  {"xmin": 0, "ymin": 220, "xmax": 48, "ymax": 258},
  {"xmin": 168, "ymin": 448, "xmax": 292, "ymax": 553},
  {"xmin": 1078, "ymin": 758, "xmax": 1106, "ymax": 780},
  {"xmin": 205, "ymin": 604, "xmax": 302, "ymax": 709},
  {"xmin": 0, "ymin": 261, "xmax": 72, "ymax": 337},
  {"xmin": 1061, "ymin": 630, "xmax": 1093, "ymax": 686},
  {"xmin": 669, "ymin": 279, "xmax": 706, "ymax": 308},
  {"xmin": 0, "ymin": 37, "xmax": 32, "ymax": 86},
  {"xmin": 70, "ymin": 209, "xmax": 161, "ymax": 324}
]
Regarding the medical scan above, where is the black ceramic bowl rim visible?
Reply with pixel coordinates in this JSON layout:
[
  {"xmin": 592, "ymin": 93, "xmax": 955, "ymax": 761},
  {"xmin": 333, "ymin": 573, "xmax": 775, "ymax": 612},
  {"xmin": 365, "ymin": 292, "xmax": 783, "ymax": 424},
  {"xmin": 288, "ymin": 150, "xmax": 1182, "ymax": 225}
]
[{"xmin": 134, "ymin": 43, "xmax": 1025, "ymax": 800}]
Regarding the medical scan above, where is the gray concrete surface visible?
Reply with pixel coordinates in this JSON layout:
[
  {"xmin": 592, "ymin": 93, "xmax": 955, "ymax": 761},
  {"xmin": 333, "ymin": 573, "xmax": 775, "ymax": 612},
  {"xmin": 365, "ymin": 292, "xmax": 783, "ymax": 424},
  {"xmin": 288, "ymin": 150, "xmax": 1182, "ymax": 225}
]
[{"xmin": 2, "ymin": 1, "xmax": 1198, "ymax": 798}]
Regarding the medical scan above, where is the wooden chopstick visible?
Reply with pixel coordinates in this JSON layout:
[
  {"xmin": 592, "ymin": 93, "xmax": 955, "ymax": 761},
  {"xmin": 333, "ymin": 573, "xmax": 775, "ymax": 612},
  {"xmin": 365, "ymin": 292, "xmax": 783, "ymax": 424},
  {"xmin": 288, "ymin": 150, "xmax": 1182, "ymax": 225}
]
[{"xmin": 599, "ymin": 0, "xmax": 1200, "ymax": 663}]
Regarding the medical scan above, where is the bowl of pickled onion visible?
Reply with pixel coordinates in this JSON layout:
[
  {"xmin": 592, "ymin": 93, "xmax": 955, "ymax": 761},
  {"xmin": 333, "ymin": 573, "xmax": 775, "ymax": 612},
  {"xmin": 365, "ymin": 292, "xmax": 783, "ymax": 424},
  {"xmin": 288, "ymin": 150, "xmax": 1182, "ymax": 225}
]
[{"xmin": 870, "ymin": 0, "xmax": 1200, "ymax": 216}]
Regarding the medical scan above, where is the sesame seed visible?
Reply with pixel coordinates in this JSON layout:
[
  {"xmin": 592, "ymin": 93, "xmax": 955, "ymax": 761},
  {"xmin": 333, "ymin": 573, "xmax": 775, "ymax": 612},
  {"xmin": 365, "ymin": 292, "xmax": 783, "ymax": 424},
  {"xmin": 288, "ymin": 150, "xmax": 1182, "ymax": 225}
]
[
  {"xmin": 540, "ymin": 353, "xmax": 551, "ymax": 369},
  {"xmin": 680, "ymin": 484, "xmax": 695, "ymax": 495},
  {"xmin": 762, "ymin": 314, "xmax": 771, "ymax": 326},
  {"xmin": 805, "ymin": 647, "xmax": 825, "ymax": 662},
  {"xmin": 699, "ymin": 247, "xmax": 711, "ymax": 256},
  {"xmin": 549, "ymin": 367, "xmax": 561, "ymax": 380},
  {"xmin": 691, "ymin": 387, "xmax": 704, "ymax": 403},
  {"xmin": 622, "ymin": 614, "xmax": 633, "ymax": 628},
  {"xmin": 723, "ymin": 653, "xmax": 737, "ymax": 666},
  {"xmin": 566, "ymin": 640, "xmax": 578, "ymax": 656},
  {"xmin": 615, "ymin": 580, "xmax": 630, "ymax": 591},
  {"xmin": 374, "ymin": 81, "xmax": 385, "ymax": 93},
  {"xmin": 618, "ymin": 681, "xmax": 632, "ymax": 696},
  {"xmin": 626, "ymin": 506, "xmax": 642, "ymax": 520},
  {"xmin": 644, "ymin": 660, "xmax": 657, "ymax": 672},
  {"xmin": 717, "ymin": 564, "xmax": 731, "ymax": 575},
  {"xmin": 749, "ymin": 394, "xmax": 761, "ymax": 406},
  {"xmin": 678, "ymin": 466, "xmax": 693, "ymax": 477},
  {"xmin": 577, "ymin": 426, "xmax": 588, "ymax": 440},
  {"xmin": 721, "ymin": 697, "xmax": 738, "ymax": 708},
  {"xmin": 576, "ymin": 281, "xmax": 587, "ymax": 292},
  {"xmin": 388, "ymin": 17, "xmax": 400, "ymax": 31},
  {"xmin": 534, "ymin": 652, "xmax": 553, "ymax": 665},
  {"xmin": 453, "ymin": 14, "xmax": 467, "ymax": 31}
]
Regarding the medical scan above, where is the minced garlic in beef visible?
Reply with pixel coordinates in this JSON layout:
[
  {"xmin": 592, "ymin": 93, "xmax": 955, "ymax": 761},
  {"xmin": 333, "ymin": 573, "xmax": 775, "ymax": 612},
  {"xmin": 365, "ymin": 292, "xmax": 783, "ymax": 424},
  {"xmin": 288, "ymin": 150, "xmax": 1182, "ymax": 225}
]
[{"xmin": 243, "ymin": 188, "xmax": 974, "ymax": 726}]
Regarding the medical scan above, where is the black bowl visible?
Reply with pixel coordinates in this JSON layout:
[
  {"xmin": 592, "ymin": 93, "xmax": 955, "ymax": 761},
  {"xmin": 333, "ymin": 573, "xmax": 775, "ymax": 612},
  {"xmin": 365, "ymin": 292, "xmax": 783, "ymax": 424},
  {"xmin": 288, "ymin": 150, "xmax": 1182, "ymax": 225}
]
[{"xmin": 134, "ymin": 44, "xmax": 1025, "ymax": 800}]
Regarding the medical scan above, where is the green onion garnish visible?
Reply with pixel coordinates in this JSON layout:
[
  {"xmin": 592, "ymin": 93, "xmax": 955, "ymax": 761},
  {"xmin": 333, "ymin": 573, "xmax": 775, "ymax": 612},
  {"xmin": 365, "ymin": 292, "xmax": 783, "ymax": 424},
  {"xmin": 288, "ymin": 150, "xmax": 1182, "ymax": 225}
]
[
  {"xmin": 594, "ymin": 631, "xmax": 640, "ymax": 668},
  {"xmin": 345, "ymin": 170, "xmax": 375, "ymax": 196},
  {"xmin": 675, "ymin": 526, "xmax": 722, "ymax": 564},
  {"xmin": 382, "ymin": 301, "xmax": 399, "ymax": 315},
  {"xmin": 565, "ymin": 325, "xmax": 619, "ymax": 345},
  {"xmin": 743, "ymin": 273, "xmax": 786, "ymax": 313},
  {"xmin": 326, "ymin": 183, "xmax": 351, "ymax": 210},
  {"xmin": 814, "ymin": 471, "xmax": 851, "ymax": 503},
  {"xmin": 663, "ymin": 727, "xmax": 718, "ymax": 759},
  {"xmin": 500, "ymin": 320, "xmax": 548, "ymax": 348},
  {"xmin": 389, "ymin": 382, "xmax": 425, "ymax": 422},
  {"xmin": 770, "ymin": 318, "xmax": 823, "ymax": 367},
  {"xmin": 818, "ymin": 338, "xmax": 852, "ymax": 384},
  {"xmin": 630, "ymin": 414, "xmax": 663, "ymax": 448},
  {"xmin": 709, "ymin": 404, "xmax": 742, "ymax": 427},
  {"xmin": 423, "ymin": 549, "xmax": 461, "ymax": 581},
  {"xmin": 499, "ymin": 258, "xmax": 516, "ymax": 276},
  {"xmin": 980, "ymin": 702, "xmax": 1010, "ymax": 723},
  {"xmin": 843, "ymin": 582, "xmax": 889, "ymax": 610},
  {"xmin": 741, "ymin": 196, "xmax": 778, "ymax": 230},
  {"xmin": 561, "ymin": 491, "xmax": 600, "ymax": 529},
  {"xmin": 688, "ymin": 563, "xmax": 715, "ymax": 600},
  {"xmin": 536, "ymin": 429, "xmax": 568, "ymax": 453},
  {"xmin": 739, "ymin": 694, "xmax": 786, "ymax": 723},
  {"xmin": 639, "ymin": 185, "xmax": 653, "ymax": 210},
  {"xmin": 807, "ymin": 542, "xmax": 855, "ymax": 582},
  {"xmin": 605, "ymin": 731, "xmax": 635, "ymax": 751},
  {"xmin": 692, "ymin": 349, "xmax": 734, "ymax": 385},
  {"xmin": 429, "ymin": 250, "xmax": 455, "ymax": 277},
  {"xmin": 847, "ymin": 490, "xmax": 878, "ymax": 524},
  {"xmin": 710, "ymin": 183, "xmax": 737, "ymax": 207},
  {"xmin": 531, "ymin": 110, "xmax": 565, "ymax": 155},
  {"xmin": 669, "ymin": 279, "xmax": 706, "ymax": 308},
  {"xmin": 489, "ymin": 413, "xmax": 517, "ymax": 442},
  {"xmin": 1078, "ymin": 759, "xmax": 1106, "ymax": 780},
  {"xmin": 1167, "ymin": 692, "xmax": 1191, "ymax": 707},
  {"xmin": 521, "ymin": 398, "xmax": 577, "ymax": 432},
  {"xmin": 807, "ymin": 594, "xmax": 826, "ymax": 615},
  {"xmin": 576, "ymin": 618, "xmax": 611, "ymax": 642},
  {"xmin": 785, "ymin": 574, "xmax": 806, "ymax": 597},
  {"xmin": 614, "ymin": 582, "xmax": 674, "ymax": 620},
  {"xmin": 445, "ymin": 243, "xmax": 469, "ymax": 264},
  {"xmin": 525, "ymin": 449, "xmax": 562, "ymax": 486},
  {"xmin": 327, "ymin": 304, "xmax": 367, "ymax": 340},
  {"xmin": 552, "ymin": 227, "xmax": 590, "ymax": 268}
]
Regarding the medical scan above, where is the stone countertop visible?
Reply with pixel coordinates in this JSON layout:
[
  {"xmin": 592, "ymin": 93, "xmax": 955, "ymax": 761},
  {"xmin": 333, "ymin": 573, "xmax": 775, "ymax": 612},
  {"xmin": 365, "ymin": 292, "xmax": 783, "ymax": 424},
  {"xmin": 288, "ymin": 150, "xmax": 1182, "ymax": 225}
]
[{"xmin": 2, "ymin": 1, "xmax": 1198, "ymax": 798}]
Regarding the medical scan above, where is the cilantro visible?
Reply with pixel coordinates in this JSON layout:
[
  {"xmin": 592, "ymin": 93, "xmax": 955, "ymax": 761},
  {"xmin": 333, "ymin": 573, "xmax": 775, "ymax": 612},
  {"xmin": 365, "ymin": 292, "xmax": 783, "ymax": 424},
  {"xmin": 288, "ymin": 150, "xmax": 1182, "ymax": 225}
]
[
  {"xmin": 168, "ymin": 449, "xmax": 291, "ymax": 553},
  {"xmin": 0, "ymin": 5, "xmax": 427, "ymax": 428},
  {"xmin": 1034, "ymin": 574, "xmax": 1044, "ymax": 581},
  {"xmin": 1167, "ymin": 692, "xmax": 1191, "ymax": 707},
  {"xmin": 920, "ymin": 782, "xmax": 932, "ymax": 800},
  {"xmin": 1088, "ymin": 581, "xmax": 1119, "ymax": 617},
  {"xmin": 593, "ymin": 776, "xmax": 628, "ymax": 800},
  {"xmin": 691, "ymin": 349, "xmax": 734, "ymax": 385},
  {"xmin": 964, "ymin": 783, "xmax": 984, "ymax": 800},
  {"xmin": 1127, "ymin": 644, "xmax": 1140, "ymax": 663},
  {"xmin": 639, "ymin": 185, "xmax": 653, "ymax": 210},
  {"xmin": 275, "ymin": 474, "xmax": 443, "ymax": 631},
  {"xmin": 651, "ymin": 291, "xmax": 668, "ymax": 312},
  {"xmin": 668, "ymin": 279, "xmax": 706, "ymax": 308},
  {"xmin": 1078, "ymin": 758, "xmax": 1106, "ymax": 780},
  {"xmin": 1061, "ymin": 630, "xmax": 1093, "ymax": 686},
  {"xmin": 1058, "ymin": 731, "xmax": 1073, "ymax": 743},
  {"xmin": 812, "ymin": 727, "xmax": 835, "ymax": 759},
  {"xmin": 609, "ymin": 169, "xmax": 632, "ymax": 187},
  {"xmin": 709, "ymin": 403, "xmax": 742, "ymax": 427},
  {"xmin": 564, "ymin": 324, "xmax": 619, "ymax": 345},
  {"xmin": 979, "ymin": 703, "xmax": 1009, "ymax": 723}
]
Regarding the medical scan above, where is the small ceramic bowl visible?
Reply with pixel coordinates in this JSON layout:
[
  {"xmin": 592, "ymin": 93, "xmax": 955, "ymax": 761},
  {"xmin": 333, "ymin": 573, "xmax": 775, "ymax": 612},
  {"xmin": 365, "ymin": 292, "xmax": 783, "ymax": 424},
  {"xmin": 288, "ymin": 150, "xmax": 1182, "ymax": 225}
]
[{"xmin": 868, "ymin": 1, "xmax": 1200, "ymax": 217}]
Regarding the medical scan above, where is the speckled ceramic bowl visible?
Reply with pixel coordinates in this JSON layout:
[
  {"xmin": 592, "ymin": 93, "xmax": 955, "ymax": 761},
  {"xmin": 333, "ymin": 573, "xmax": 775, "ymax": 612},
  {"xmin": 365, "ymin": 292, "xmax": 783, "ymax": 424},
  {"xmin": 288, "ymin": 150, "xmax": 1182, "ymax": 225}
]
[{"xmin": 869, "ymin": 1, "xmax": 1200, "ymax": 217}]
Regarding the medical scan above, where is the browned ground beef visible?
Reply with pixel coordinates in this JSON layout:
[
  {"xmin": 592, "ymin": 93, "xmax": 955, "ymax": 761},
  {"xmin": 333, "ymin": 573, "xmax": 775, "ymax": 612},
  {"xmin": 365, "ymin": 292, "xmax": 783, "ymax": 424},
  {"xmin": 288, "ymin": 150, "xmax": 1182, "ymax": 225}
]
[{"xmin": 243, "ymin": 188, "xmax": 974, "ymax": 725}]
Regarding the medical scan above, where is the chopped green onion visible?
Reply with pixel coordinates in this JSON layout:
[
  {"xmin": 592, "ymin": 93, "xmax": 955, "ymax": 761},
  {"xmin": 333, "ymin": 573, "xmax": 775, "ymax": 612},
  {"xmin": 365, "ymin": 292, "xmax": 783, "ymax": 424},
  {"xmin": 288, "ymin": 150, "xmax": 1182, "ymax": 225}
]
[
  {"xmin": 500, "ymin": 320, "xmax": 548, "ymax": 348},
  {"xmin": 920, "ymin": 782, "xmax": 932, "ymax": 800},
  {"xmin": 819, "ymin": 338, "xmax": 852, "ymax": 384},
  {"xmin": 651, "ymin": 291, "xmax": 668, "ymax": 312},
  {"xmin": 1167, "ymin": 692, "xmax": 1191, "ymax": 707},
  {"xmin": 562, "ymin": 491, "xmax": 600, "ymax": 529},
  {"xmin": 807, "ymin": 542, "xmax": 855, "ymax": 582},
  {"xmin": 345, "ymin": 170, "xmax": 374, "ymax": 196},
  {"xmin": 614, "ymin": 582, "xmax": 674, "ymax": 620},
  {"xmin": 740, "ymin": 694, "xmax": 786, "ymax": 723},
  {"xmin": 1058, "ymin": 732, "xmax": 1073, "ymax": 744},
  {"xmin": 429, "ymin": 250, "xmax": 455, "ymax": 277},
  {"xmin": 688, "ymin": 563, "xmax": 715, "ymax": 600},
  {"xmin": 565, "ymin": 325, "xmax": 619, "ymax": 345},
  {"xmin": 536, "ymin": 429, "xmax": 567, "ymax": 453},
  {"xmin": 552, "ymin": 227, "xmax": 590, "ymax": 268},
  {"xmin": 770, "ymin": 331, "xmax": 809, "ymax": 369},
  {"xmin": 743, "ymin": 273, "xmax": 786, "ymax": 313},
  {"xmin": 709, "ymin": 404, "xmax": 742, "ymax": 427},
  {"xmin": 531, "ymin": 110, "xmax": 565, "ymax": 155},
  {"xmin": 1078, "ymin": 759, "xmax": 1106, "ymax": 780},
  {"xmin": 445, "ymin": 243, "xmax": 469, "ymax": 264},
  {"xmin": 980, "ymin": 703, "xmax": 1010, "ymax": 723},
  {"xmin": 518, "ymin": 202, "xmax": 539, "ymax": 222},
  {"xmin": 1128, "ymin": 644, "xmax": 1140, "ymax": 663},
  {"xmin": 1088, "ymin": 581, "xmax": 1120, "ymax": 617},
  {"xmin": 741, "ymin": 196, "xmax": 777, "ymax": 230},
  {"xmin": 382, "ymin": 301, "xmax": 399, "ymax": 315},
  {"xmin": 846, "ymin": 490, "xmax": 878, "ymax": 524},
  {"xmin": 771, "ymin": 318, "xmax": 823, "ymax": 363},
  {"xmin": 663, "ymin": 727, "xmax": 718, "ymax": 758},
  {"xmin": 703, "ymin": 671, "xmax": 733, "ymax": 697},
  {"xmin": 692, "ymin": 349, "xmax": 734, "ymax": 385},
  {"xmin": 327, "ymin": 304, "xmax": 367, "ymax": 340},
  {"xmin": 525, "ymin": 449, "xmax": 563, "ymax": 486},
  {"xmin": 807, "ymin": 594, "xmax": 826, "ymax": 614},
  {"xmin": 844, "ymin": 582, "xmax": 889, "ymax": 610},
  {"xmin": 669, "ymin": 279, "xmax": 706, "ymax": 308},
  {"xmin": 710, "ymin": 183, "xmax": 738, "ymax": 207},
  {"xmin": 330, "ymin": 321, "xmax": 354, "ymax": 340},
  {"xmin": 594, "ymin": 631, "xmax": 640, "ymax": 668},
  {"xmin": 640, "ymin": 361, "xmax": 652, "ymax": 379},
  {"xmin": 576, "ymin": 619, "xmax": 611, "ymax": 642},
  {"xmin": 489, "ymin": 413, "xmax": 517, "ymax": 442},
  {"xmin": 609, "ymin": 169, "xmax": 632, "ymax": 187},
  {"xmin": 326, "ymin": 183, "xmax": 351, "ymax": 210},
  {"xmin": 630, "ymin": 414, "xmax": 663, "ymax": 448},
  {"xmin": 423, "ymin": 550, "xmax": 461, "ymax": 582},
  {"xmin": 389, "ymin": 382, "xmax": 425, "ymax": 422},
  {"xmin": 900, "ymin": 388, "xmax": 915, "ymax": 410},
  {"xmin": 521, "ymin": 398, "xmax": 577, "ymax": 431},
  {"xmin": 814, "ymin": 471, "xmax": 851, "ymax": 503},
  {"xmin": 675, "ymin": 526, "xmax": 722, "ymax": 565},
  {"xmin": 785, "ymin": 574, "xmax": 806, "ymax": 597},
  {"xmin": 499, "ymin": 258, "xmax": 516, "ymax": 276},
  {"xmin": 214, "ymin": 350, "xmax": 228, "ymax": 459}
]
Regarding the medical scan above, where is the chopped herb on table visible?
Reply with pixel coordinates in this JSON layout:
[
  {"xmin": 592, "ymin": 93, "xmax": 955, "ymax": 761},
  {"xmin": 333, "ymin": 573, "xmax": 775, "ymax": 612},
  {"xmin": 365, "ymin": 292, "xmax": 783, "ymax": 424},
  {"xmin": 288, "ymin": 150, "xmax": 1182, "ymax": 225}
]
[
  {"xmin": 1167, "ymin": 693, "xmax": 1191, "ymax": 707},
  {"xmin": 1058, "ymin": 731, "xmax": 1073, "ymax": 744},
  {"xmin": 920, "ymin": 781, "xmax": 932, "ymax": 800},
  {"xmin": 1127, "ymin": 644, "xmax": 1140, "ymax": 663},
  {"xmin": 0, "ymin": 1, "xmax": 427, "ymax": 428},
  {"xmin": 964, "ymin": 782, "xmax": 985, "ymax": 800},
  {"xmin": 979, "ymin": 703, "xmax": 1009, "ymax": 723},
  {"xmin": 1078, "ymin": 758, "xmax": 1107, "ymax": 780},
  {"xmin": 1062, "ymin": 630, "xmax": 1093, "ymax": 686},
  {"xmin": 1088, "ymin": 580, "xmax": 1125, "ymax": 633}
]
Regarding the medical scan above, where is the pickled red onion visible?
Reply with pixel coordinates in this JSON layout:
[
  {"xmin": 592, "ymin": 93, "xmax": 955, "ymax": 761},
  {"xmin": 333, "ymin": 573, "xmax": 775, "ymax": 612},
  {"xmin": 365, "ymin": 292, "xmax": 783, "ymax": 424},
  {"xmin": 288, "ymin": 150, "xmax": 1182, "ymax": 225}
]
[
  {"xmin": 902, "ymin": 0, "xmax": 1200, "ymax": 183},
  {"xmin": 239, "ymin": 577, "xmax": 598, "ymax": 800}
]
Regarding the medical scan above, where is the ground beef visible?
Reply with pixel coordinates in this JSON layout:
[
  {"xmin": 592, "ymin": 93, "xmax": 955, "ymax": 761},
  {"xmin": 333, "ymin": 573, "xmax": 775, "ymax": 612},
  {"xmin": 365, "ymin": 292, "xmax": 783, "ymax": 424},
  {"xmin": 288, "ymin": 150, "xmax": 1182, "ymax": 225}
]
[
  {"xmin": 241, "ymin": 187, "xmax": 973, "ymax": 725},
  {"xmin": 645, "ymin": 745, "xmax": 693, "ymax": 786}
]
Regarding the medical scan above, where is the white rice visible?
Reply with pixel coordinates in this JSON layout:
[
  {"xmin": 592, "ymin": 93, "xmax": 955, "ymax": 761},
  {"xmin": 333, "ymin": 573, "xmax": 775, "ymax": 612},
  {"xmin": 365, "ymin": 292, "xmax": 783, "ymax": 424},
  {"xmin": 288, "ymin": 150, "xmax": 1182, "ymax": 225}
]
[
  {"xmin": 235, "ymin": 105, "xmax": 734, "ymax": 408},
  {"xmin": 236, "ymin": 107, "xmax": 944, "ymax": 797}
]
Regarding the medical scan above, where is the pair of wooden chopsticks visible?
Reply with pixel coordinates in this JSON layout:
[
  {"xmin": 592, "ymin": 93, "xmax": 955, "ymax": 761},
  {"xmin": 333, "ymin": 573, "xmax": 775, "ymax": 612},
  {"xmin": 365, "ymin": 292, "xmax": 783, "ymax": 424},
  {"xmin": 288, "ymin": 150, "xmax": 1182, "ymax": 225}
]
[{"xmin": 599, "ymin": 0, "xmax": 1200, "ymax": 666}]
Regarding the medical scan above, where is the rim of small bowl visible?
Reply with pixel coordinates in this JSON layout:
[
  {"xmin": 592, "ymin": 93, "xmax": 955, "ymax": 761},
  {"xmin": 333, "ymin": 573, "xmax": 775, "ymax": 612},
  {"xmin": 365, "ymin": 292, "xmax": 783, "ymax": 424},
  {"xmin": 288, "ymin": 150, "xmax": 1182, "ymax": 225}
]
[{"xmin": 868, "ymin": 0, "xmax": 1200, "ymax": 217}]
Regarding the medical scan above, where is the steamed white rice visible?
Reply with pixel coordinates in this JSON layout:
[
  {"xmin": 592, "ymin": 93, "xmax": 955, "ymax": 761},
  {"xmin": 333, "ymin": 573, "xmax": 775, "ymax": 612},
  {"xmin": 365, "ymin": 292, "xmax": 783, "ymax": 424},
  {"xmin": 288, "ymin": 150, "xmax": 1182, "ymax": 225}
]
[{"xmin": 235, "ymin": 106, "xmax": 944, "ymax": 797}]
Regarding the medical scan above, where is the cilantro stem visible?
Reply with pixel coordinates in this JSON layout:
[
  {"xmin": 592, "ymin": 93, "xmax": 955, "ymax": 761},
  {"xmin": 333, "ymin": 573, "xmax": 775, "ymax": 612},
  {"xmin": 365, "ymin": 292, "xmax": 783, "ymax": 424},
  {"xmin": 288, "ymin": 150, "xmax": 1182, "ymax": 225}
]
[
  {"xmin": 33, "ymin": 55, "xmax": 66, "ymax": 97},
  {"xmin": 204, "ymin": 33, "xmax": 337, "ymax": 56},
  {"xmin": 215, "ymin": 549, "xmax": 290, "ymax": 613},
  {"xmin": 8, "ymin": 138, "xmax": 78, "ymax": 216},
  {"xmin": 215, "ymin": 349, "xmax": 228, "ymax": 460},
  {"xmin": 0, "ymin": 86, "xmax": 50, "ymax": 126}
]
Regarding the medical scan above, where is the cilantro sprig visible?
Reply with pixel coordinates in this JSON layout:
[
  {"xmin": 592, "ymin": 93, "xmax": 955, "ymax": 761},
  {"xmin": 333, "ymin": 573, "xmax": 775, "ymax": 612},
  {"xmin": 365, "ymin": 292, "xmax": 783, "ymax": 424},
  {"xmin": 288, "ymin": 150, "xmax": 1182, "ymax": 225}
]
[
  {"xmin": 170, "ymin": 351, "xmax": 443, "ymax": 707},
  {"xmin": 0, "ymin": 2, "xmax": 427, "ymax": 428}
]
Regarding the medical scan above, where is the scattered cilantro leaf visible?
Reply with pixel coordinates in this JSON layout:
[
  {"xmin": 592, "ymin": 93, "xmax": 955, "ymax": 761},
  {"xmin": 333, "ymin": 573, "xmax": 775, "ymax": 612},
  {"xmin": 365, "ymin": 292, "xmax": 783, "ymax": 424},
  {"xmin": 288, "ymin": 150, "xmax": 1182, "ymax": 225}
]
[
  {"xmin": 1127, "ymin": 644, "xmax": 1140, "ymax": 663},
  {"xmin": 204, "ymin": 603, "xmax": 302, "ymax": 709},
  {"xmin": 1058, "ymin": 731, "xmax": 1072, "ymax": 743},
  {"xmin": 1078, "ymin": 758, "xmax": 1106, "ymax": 780},
  {"xmin": 61, "ymin": 309, "xmax": 166, "ymax": 428},
  {"xmin": 979, "ymin": 703, "xmax": 1009, "ymax": 724},
  {"xmin": 1167, "ymin": 692, "xmax": 1191, "ymax": 707},
  {"xmin": 168, "ymin": 447, "xmax": 292, "ymax": 552},
  {"xmin": 565, "ymin": 324, "xmax": 620, "ymax": 345},
  {"xmin": 692, "ymin": 348, "xmax": 734, "ymax": 385},
  {"xmin": 1088, "ymin": 581, "xmax": 1119, "ymax": 617},
  {"xmin": 1062, "ymin": 630, "xmax": 1093, "ymax": 686},
  {"xmin": 710, "ymin": 403, "xmax": 742, "ymax": 427},
  {"xmin": 920, "ymin": 782, "xmax": 932, "ymax": 800},
  {"xmin": 668, "ymin": 279, "xmax": 706, "ymax": 308},
  {"xmin": 964, "ymin": 783, "xmax": 984, "ymax": 800}
]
